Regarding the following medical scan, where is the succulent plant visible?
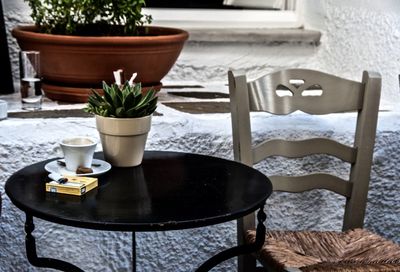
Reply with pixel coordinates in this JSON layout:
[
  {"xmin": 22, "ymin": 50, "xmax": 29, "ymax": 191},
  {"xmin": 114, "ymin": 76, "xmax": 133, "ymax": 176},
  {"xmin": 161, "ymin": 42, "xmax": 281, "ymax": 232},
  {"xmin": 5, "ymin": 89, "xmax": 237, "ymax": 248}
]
[{"xmin": 85, "ymin": 81, "xmax": 157, "ymax": 118}]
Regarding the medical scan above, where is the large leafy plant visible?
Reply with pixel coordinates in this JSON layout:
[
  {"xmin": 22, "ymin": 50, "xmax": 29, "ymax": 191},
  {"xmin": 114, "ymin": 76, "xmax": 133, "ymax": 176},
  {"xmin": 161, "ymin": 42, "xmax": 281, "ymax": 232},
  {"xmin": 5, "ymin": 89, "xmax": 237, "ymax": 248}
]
[
  {"xmin": 25, "ymin": 0, "xmax": 152, "ymax": 35},
  {"xmin": 85, "ymin": 82, "xmax": 157, "ymax": 118}
]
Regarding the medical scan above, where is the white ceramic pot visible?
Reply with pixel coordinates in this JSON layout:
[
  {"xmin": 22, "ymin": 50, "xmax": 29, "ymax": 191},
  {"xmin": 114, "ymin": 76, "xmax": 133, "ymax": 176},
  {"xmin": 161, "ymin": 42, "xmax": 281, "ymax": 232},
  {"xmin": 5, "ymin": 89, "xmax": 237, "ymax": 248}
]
[{"xmin": 95, "ymin": 115, "xmax": 152, "ymax": 167}]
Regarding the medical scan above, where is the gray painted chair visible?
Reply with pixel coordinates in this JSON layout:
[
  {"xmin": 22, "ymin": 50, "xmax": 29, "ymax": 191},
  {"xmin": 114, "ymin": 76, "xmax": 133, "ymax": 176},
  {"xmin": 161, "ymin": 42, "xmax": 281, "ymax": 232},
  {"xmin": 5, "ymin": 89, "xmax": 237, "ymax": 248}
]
[{"xmin": 228, "ymin": 69, "xmax": 400, "ymax": 271}]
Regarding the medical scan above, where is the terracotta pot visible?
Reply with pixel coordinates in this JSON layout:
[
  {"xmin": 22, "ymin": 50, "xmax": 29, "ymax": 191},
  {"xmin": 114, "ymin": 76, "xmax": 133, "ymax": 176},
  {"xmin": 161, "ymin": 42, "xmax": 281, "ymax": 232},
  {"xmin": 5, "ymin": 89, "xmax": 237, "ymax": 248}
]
[
  {"xmin": 95, "ymin": 115, "xmax": 152, "ymax": 167},
  {"xmin": 12, "ymin": 25, "xmax": 189, "ymax": 102}
]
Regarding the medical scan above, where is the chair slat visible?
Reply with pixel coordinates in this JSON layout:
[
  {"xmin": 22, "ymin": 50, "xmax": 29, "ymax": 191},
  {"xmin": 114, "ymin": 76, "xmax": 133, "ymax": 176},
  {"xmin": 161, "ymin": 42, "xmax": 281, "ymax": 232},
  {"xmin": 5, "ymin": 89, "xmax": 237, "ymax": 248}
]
[
  {"xmin": 270, "ymin": 173, "xmax": 353, "ymax": 197},
  {"xmin": 248, "ymin": 69, "xmax": 363, "ymax": 115},
  {"xmin": 229, "ymin": 69, "xmax": 382, "ymax": 272},
  {"xmin": 253, "ymin": 138, "xmax": 356, "ymax": 164}
]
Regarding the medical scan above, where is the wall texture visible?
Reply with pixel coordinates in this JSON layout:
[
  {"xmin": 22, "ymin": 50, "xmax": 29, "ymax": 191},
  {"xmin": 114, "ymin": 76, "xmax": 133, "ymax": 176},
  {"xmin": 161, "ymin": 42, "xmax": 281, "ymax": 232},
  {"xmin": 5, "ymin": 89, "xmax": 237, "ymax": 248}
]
[{"xmin": 0, "ymin": 107, "xmax": 399, "ymax": 271}]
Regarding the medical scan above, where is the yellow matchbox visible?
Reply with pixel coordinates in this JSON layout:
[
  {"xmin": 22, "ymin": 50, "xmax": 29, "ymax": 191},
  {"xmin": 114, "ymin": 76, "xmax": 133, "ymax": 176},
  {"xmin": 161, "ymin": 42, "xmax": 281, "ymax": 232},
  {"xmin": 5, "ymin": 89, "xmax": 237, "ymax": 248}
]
[{"xmin": 46, "ymin": 176, "xmax": 98, "ymax": 196}]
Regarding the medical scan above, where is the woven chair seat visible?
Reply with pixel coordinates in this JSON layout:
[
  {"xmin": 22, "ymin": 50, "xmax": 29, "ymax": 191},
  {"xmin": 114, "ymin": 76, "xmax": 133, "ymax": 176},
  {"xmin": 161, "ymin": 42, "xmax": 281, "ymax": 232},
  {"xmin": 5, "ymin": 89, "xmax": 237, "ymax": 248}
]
[{"xmin": 246, "ymin": 228, "xmax": 400, "ymax": 272}]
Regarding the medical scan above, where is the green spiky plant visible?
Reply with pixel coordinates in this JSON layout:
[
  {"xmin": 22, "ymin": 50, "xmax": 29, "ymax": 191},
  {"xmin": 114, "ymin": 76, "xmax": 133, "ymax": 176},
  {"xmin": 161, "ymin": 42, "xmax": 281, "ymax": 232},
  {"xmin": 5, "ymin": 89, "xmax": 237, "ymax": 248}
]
[{"xmin": 85, "ymin": 81, "xmax": 157, "ymax": 118}]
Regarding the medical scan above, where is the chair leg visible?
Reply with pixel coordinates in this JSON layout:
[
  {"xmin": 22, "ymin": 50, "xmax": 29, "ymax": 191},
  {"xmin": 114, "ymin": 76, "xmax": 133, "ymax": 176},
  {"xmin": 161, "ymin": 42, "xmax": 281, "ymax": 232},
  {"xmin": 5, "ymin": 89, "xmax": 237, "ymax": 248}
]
[
  {"xmin": 238, "ymin": 206, "xmax": 267, "ymax": 272},
  {"xmin": 238, "ymin": 254, "xmax": 257, "ymax": 272}
]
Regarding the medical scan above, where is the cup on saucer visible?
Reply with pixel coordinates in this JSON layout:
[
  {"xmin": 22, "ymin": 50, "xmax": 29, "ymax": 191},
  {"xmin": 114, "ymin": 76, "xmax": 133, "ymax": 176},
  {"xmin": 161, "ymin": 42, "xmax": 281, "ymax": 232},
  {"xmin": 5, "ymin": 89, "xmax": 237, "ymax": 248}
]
[{"xmin": 60, "ymin": 136, "xmax": 97, "ymax": 172}]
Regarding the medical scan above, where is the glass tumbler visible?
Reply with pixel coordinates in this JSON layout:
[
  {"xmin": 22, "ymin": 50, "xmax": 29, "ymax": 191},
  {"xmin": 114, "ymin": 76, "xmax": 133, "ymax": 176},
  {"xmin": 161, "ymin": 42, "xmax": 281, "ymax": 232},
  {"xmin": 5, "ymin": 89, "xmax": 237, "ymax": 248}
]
[{"xmin": 19, "ymin": 51, "xmax": 43, "ymax": 110}]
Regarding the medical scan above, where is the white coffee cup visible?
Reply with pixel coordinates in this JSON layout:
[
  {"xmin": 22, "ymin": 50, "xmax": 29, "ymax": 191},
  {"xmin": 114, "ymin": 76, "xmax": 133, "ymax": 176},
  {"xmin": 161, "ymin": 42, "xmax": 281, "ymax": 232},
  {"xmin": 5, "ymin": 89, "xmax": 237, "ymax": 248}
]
[{"xmin": 60, "ymin": 136, "xmax": 97, "ymax": 171}]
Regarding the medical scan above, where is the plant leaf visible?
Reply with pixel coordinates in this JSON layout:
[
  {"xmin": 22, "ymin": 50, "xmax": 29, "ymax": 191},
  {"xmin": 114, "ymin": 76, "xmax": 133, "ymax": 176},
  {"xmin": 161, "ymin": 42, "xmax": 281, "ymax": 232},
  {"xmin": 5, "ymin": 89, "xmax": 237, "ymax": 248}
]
[
  {"xmin": 115, "ymin": 107, "xmax": 126, "ymax": 117},
  {"xmin": 133, "ymin": 90, "xmax": 155, "ymax": 110},
  {"xmin": 103, "ymin": 84, "xmax": 115, "ymax": 106},
  {"xmin": 123, "ymin": 91, "xmax": 136, "ymax": 110},
  {"xmin": 125, "ymin": 107, "xmax": 138, "ymax": 117},
  {"xmin": 85, "ymin": 81, "xmax": 157, "ymax": 118},
  {"xmin": 145, "ymin": 97, "xmax": 158, "ymax": 115}
]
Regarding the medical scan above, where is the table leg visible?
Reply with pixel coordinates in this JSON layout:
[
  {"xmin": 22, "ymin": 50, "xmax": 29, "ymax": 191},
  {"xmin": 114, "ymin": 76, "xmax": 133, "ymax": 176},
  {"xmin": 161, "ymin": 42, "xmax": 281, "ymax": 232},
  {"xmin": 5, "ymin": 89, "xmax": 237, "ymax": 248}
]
[
  {"xmin": 132, "ymin": 232, "xmax": 136, "ymax": 272},
  {"xmin": 25, "ymin": 213, "xmax": 84, "ymax": 272},
  {"xmin": 195, "ymin": 203, "xmax": 267, "ymax": 272}
]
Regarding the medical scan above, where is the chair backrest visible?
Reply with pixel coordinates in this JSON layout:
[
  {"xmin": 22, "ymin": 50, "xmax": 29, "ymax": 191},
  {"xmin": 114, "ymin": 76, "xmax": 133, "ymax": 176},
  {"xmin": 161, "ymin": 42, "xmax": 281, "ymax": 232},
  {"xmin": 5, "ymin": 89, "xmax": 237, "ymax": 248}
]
[{"xmin": 229, "ymin": 69, "xmax": 381, "ymax": 234}]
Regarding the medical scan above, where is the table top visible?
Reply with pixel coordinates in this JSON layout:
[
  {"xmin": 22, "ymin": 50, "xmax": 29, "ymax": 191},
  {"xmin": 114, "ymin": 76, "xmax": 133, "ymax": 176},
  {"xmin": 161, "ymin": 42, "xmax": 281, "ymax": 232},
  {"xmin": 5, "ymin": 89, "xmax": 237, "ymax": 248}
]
[{"xmin": 6, "ymin": 151, "xmax": 272, "ymax": 232}]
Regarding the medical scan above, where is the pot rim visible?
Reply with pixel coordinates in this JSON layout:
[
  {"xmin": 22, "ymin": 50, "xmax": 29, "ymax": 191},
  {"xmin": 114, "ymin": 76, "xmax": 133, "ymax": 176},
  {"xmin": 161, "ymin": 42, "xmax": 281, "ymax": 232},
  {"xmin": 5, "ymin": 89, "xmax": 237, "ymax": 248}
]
[
  {"xmin": 95, "ymin": 114, "xmax": 152, "ymax": 121},
  {"xmin": 95, "ymin": 114, "xmax": 152, "ymax": 136},
  {"xmin": 12, "ymin": 25, "xmax": 189, "ymax": 46}
]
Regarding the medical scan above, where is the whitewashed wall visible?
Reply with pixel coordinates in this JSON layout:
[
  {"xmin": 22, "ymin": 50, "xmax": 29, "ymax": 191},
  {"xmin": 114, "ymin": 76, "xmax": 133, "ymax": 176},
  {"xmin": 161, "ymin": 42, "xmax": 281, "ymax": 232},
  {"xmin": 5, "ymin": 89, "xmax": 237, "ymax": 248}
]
[
  {"xmin": 164, "ymin": 0, "xmax": 400, "ymax": 109},
  {"xmin": 1, "ymin": 0, "xmax": 400, "ymax": 271},
  {"xmin": 0, "ymin": 108, "xmax": 399, "ymax": 272}
]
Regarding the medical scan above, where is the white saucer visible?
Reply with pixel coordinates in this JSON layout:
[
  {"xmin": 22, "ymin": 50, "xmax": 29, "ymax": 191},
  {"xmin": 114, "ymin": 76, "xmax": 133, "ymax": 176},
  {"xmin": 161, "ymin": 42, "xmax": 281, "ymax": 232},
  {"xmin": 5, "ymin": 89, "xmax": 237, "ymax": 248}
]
[{"xmin": 44, "ymin": 159, "xmax": 112, "ymax": 177}]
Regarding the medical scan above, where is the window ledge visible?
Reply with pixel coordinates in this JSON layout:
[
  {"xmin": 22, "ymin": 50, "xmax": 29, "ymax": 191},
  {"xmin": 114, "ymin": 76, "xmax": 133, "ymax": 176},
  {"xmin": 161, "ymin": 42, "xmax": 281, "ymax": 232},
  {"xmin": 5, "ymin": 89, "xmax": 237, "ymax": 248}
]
[{"xmin": 186, "ymin": 28, "xmax": 321, "ymax": 44}]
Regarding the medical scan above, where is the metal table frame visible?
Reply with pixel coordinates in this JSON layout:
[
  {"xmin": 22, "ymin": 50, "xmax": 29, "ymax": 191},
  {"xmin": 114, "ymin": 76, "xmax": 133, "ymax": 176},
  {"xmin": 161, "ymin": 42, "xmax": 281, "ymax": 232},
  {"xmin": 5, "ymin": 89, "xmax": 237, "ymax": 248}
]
[
  {"xmin": 7, "ymin": 151, "xmax": 272, "ymax": 271},
  {"xmin": 24, "ymin": 206, "xmax": 267, "ymax": 272}
]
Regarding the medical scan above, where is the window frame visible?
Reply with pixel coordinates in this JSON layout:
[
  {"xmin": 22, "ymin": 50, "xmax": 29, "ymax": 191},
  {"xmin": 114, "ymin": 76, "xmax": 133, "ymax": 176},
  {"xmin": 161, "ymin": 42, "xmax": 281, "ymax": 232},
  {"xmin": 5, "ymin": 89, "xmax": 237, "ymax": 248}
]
[{"xmin": 143, "ymin": 0, "xmax": 303, "ymax": 30}]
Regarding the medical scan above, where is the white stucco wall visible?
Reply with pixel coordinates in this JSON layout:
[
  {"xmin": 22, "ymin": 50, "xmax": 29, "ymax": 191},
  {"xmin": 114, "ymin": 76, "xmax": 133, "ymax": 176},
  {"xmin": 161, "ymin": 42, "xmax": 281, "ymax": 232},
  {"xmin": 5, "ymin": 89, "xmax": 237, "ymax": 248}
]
[
  {"xmin": 1, "ymin": 0, "xmax": 400, "ymax": 271},
  {"xmin": 0, "ymin": 106, "xmax": 399, "ymax": 271},
  {"xmin": 301, "ymin": 0, "xmax": 400, "ymax": 110}
]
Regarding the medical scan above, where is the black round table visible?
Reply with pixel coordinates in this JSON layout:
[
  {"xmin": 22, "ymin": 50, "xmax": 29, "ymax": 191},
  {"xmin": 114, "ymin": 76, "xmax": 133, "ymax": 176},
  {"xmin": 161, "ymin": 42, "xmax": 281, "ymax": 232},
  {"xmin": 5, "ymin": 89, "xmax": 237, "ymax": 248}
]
[{"xmin": 6, "ymin": 151, "xmax": 272, "ymax": 272}]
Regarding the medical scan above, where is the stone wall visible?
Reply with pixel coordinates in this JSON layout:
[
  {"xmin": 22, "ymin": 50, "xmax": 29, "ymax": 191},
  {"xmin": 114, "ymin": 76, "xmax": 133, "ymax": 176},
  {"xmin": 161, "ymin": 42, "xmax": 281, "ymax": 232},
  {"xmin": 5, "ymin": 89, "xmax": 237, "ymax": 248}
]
[{"xmin": 0, "ymin": 106, "xmax": 399, "ymax": 271}]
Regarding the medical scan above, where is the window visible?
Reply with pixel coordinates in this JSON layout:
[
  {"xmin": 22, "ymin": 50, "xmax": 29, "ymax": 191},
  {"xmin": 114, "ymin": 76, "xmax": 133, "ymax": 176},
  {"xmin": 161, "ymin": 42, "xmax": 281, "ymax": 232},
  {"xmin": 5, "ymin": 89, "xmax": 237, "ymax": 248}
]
[
  {"xmin": 143, "ymin": 0, "xmax": 303, "ymax": 29},
  {"xmin": 146, "ymin": 0, "xmax": 295, "ymax": 9}
]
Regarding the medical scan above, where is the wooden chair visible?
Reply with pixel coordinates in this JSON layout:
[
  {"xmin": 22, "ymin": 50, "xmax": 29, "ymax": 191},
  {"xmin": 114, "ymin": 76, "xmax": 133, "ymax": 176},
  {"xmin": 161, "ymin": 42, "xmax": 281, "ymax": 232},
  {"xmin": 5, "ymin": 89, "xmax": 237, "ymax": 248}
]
[{"xmin": 228, "ymin": 69, "xmax": 400, "ymax": 272}]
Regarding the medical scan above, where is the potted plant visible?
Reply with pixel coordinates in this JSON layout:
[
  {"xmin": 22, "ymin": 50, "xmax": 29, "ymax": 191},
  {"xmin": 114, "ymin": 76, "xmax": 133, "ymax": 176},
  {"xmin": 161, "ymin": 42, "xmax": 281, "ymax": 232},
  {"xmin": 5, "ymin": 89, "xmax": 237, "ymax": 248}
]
[
  {"xmin": 84, "ymin": 78, "xmax": 157, "ymax": 167},
  {"xmin": 12, "ymin": 0, "xmax": 188, "ymax": 102}
]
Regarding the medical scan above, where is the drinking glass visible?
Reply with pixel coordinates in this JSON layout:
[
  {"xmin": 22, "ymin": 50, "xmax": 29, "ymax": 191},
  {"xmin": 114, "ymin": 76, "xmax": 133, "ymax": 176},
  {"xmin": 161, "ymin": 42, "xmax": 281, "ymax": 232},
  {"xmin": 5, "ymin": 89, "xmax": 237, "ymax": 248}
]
[{"xmin": 19, "ymin": 51, "xmax": 42, "ymax": 110}]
